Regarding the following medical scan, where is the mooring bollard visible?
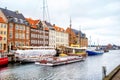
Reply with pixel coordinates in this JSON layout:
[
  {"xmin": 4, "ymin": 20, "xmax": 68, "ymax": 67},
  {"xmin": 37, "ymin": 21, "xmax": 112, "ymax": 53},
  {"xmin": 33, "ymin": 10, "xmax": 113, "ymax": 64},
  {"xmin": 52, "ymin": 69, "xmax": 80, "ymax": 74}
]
[{"xmin": 102, "ymin": 66, "xmax": 107, "ymax": 79}]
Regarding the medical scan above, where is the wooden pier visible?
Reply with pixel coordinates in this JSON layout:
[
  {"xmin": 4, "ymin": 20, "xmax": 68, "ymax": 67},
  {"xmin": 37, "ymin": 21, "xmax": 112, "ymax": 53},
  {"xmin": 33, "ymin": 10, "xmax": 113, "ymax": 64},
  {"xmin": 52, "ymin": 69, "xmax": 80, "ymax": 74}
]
[{"xmin": 103, "ymin": 65, "xmax": 120, "ymax": 80}]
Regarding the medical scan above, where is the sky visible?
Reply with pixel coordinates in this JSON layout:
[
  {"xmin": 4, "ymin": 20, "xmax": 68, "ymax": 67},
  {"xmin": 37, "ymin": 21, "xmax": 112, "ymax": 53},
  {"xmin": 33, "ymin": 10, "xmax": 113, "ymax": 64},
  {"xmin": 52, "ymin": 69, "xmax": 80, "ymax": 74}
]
[{"xmin": 0, "ymin": 0, "xmax": 120, "ymax": 45}]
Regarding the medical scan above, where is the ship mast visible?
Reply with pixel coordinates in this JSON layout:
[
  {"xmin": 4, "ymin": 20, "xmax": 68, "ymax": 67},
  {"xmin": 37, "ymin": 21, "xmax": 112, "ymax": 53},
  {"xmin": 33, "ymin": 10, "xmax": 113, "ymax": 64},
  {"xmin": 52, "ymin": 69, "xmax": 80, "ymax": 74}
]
[
  {"xmin": 43, "ymin": 0, "xmax": 45, "ymax": 21},
  {"xmin": 69, "ymin": 17, "xmax": 72, "ymax": 46},
  {"xmin": 42, "ymin": 0, "xmax": 50, "ymax": 46},
  {"xmin": 78, "ymin": 26, "xmax": 81, "ymax": 47}
]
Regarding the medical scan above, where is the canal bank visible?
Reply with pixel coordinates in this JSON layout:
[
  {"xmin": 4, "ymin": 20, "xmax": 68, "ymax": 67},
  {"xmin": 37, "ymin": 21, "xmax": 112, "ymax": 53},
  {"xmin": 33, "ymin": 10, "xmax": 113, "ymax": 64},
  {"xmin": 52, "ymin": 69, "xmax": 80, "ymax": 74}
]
[
  {"xmin": 0, "ymin": 50, "xmax": 120, "ymax": 80},
  {"xmin": 103, "ymin": 65, "xmax": 120, "ymax": 80}
]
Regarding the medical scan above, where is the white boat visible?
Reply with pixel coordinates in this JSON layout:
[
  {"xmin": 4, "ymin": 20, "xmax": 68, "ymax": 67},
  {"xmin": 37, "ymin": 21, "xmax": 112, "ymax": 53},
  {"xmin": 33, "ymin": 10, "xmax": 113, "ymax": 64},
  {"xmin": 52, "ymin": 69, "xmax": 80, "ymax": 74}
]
[
  {"xmin": 14, "ymin": 46, "xmax": 56, "ymax": 62},
  {"xmin": 35, "ymin": 56, "xmax": 85, "ymax": 67}
]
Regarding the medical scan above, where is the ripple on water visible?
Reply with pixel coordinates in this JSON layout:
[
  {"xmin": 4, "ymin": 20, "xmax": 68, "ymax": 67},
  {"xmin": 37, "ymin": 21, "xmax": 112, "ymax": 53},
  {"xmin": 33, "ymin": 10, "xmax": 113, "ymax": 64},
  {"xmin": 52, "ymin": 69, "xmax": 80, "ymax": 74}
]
[{"xmin": 0, "ymin": 50, "xmax": 120, "ymax": 80}]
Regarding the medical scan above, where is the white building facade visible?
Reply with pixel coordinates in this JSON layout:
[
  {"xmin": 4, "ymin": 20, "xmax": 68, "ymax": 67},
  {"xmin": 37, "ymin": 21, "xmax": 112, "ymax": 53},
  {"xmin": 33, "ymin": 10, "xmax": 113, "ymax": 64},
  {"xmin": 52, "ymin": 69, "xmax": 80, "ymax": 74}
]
[{"xmin": 49, "ymin": 29, "xmax": 56, "ymax": 48}]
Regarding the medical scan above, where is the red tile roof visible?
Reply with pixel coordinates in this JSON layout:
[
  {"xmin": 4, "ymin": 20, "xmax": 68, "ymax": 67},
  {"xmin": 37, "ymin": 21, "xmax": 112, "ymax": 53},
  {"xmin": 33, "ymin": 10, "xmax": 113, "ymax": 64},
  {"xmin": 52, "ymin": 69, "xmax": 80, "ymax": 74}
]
[
  {"xmin": 54, "ymin": 25, "xmax": 65, "ymax": 32},
  {"xmin": 0, "ymin": 17, "xmax": 5, "ymax": 23},
  {"xmin": 26, "ymin": 18, "xmax": 40, "ymax": 28}
]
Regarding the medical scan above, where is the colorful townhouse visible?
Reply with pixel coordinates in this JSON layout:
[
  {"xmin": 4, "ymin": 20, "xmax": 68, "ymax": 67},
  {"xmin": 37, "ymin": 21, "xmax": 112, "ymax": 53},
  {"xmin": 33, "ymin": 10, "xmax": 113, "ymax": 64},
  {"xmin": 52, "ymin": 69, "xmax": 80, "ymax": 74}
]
[
  {"xmin": 26, "ymin": 18, "xmax": 49, "ymax": 46},
  {"xmin": 41, "ymin": 21, "xmax": 58, "ymax": 46},
  {"xmin": 66, "ymin": 27, "xmax": 88, "ymax": 47},
  {"xmin": 0, "ymin": 8, "xmax": 30, "ymax": 51},
  {"xmin": 0, "ymin": 17, "xmax": 7, "ymax": 52},
  {"xmin": 54, "ymin": 24, "xmax": 69, "ymax": 48},
  {"xmin": 71, "ymin": 29, "xmax": 88, "ymax": 47},
  {"xmin": 42, "ymin": 21, "xmax": 56, "ymax": 47}
]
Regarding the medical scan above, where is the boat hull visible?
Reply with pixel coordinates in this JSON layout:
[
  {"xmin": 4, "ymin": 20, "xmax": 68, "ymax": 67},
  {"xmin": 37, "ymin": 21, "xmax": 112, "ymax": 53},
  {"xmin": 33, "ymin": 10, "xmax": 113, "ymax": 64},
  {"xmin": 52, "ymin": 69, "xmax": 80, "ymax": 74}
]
[
  {"xmin": 35, "ymin": 56, "xmax": 85, "ymax": 67},
  {"xmin": 86, "ymin": 50, "xmax": 103, "ymax": 56},
  {"xmin": 0, "ymin": 57, "xmax": 8, "ymax": 66}
]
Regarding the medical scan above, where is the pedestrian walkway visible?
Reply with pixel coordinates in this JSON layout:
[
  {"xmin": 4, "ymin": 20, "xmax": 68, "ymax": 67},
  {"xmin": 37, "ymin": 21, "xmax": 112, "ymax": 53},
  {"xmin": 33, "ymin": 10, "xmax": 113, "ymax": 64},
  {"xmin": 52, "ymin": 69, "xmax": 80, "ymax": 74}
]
[{"xmin": 103, "ymin": 65, "xmax": 120, "ymax": 80}]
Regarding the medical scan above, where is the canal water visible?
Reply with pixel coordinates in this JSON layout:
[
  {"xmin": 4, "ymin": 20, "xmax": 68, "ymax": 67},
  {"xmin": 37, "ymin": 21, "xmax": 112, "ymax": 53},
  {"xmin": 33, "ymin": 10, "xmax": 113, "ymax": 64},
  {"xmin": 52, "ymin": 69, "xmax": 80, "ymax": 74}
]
[{"xmin": 0, "ymin": 50, "xmax": 120, "ymax": 80}]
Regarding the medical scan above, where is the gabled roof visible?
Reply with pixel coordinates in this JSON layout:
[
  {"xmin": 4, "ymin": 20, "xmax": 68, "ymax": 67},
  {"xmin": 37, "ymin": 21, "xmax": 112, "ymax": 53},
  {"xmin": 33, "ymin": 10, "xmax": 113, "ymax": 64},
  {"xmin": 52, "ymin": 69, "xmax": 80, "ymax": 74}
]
[
  {"xmin": 44, "ymin": 21, "xmax": 52, "ymax": 27},
  {"xmin": 0, "ymin": 8, "xmax": 29, "ymax": 25},
  {"xmin": 42, "ymin": 21, "xmax": 54, "ymax": 30},
  {"xmin": 72, "ymin": 29, "xmax": 85, "ymax": 37},
  {"xmin": 26, "ymin": 18, "xmax": 40, "ymax": 28},
  {"xmin": 0, "ymin": 17, "xmax": 5, "ymax": 23},
  {"xmin": 54, "ymin": 25, "xmax": 65, "ymax": 32},
  {"xmin": 0, "ymin": 8, "xmax": 25, "ymax": 19}
]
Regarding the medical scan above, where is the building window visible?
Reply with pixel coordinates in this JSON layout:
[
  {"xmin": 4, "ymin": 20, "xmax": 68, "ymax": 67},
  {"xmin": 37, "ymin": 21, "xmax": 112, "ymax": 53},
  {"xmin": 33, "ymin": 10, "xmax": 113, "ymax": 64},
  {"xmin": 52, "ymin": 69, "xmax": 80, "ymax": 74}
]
[
  {"xmin": 26, "ymin": 27, "xmax": 29, "ymax": 33},
  {"xmin": 9, "ymin": 23, "xmax": 13, "ymax": 29},
  {"xmin": 0, "ymin": 43, "xmax": 2, "ymax": 50},
  {"xmin": 22, "ymin": 33, "xmax": 25, "ymax": 39},
  {"xmin": 4, "ymin": 31, "xmax": 6, "ymax": 35},
  {"xmin": 15, "ymin": 33, "xmax": 18, "ymax": 39},
  {"xmin": 1, "ymin": 24, "xmax": 3, "ymax": 28},
  {"xmin": 4, "ymin": 24, "xmax": 6, "ymax": 28},
  {"xmin": 9, "ymin": 31, "xmax": 13, "ymax": 38},
  {"xmin": 4, "ymin": 37, "xmax": 6, "ymax": 41},
  {"xmin": 14, "ymin": 18, "xmax": 18, "ymax": 22},
  {"xmin": 15, "ymin": 25, "xmax": 19, "ymax": 30},
  {"xmin": 20, "ymin": 19, "xmax": 23, "ymax": 23},
  {"xmin": 0, "ymin": 31, "xmax": 3, "ymax": 34},
  {"xmin": 23, "ymin": 26, "xmax": 25, "ymax": 30},
  {"xmin": 26, "ymin": 34, "xmax": 29, "ymax": 39}
]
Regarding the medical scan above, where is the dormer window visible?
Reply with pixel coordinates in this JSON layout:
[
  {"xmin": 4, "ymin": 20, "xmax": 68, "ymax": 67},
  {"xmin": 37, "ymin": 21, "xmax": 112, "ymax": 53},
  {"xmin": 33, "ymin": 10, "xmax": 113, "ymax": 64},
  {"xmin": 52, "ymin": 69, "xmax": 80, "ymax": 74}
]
[
  {"xmin": 20, "ymin": 19, "xmax": 23, "ymax": 23},
  {"xmin": 14, "ymin": 18, "xmax": 18, "ymax": 22},
  {"xmin": 25, "ymin": 21, "xmax": 29, "ymax": 25}
]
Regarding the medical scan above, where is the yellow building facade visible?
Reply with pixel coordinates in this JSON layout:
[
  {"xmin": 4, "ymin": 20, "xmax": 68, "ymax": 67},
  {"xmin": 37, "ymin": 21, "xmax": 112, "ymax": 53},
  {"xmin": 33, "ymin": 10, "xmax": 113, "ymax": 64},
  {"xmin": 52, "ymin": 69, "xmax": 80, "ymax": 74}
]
[{"xmin": 0, "ymin": 17, "xmax": 7, "ymax": 52}]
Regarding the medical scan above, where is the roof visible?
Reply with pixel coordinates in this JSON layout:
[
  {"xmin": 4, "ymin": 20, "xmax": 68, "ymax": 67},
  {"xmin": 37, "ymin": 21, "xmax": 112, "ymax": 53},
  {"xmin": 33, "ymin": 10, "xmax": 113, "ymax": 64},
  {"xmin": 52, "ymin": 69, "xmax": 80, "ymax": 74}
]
[
  {"xmin": 0, "ymin": 8, "xmax": 29, "ymax": 25},
  {"xmin": 72, "ymin": 29, "xmax": 85, "ymax": 37},
  {"xmin": 43, "ymin": 21, "xmax": 54, "ymax": 30},
  {"xmin": 54, "ymin": 25, "xmax": 65, "ymax": 32},
  {"xmin": 0, "ymin": 8, "xmax": 25, "ymax": 19},
  {"xmin": 26, "ymin": 18, "xmax": 40, "ymax": 28},
  {"xmin": 0, "ymin": 17, "xmax": 5, "ymax": 23},
  {"xmin": 44, "ymin": 21, "xmax": 52, "ymax": 27}
]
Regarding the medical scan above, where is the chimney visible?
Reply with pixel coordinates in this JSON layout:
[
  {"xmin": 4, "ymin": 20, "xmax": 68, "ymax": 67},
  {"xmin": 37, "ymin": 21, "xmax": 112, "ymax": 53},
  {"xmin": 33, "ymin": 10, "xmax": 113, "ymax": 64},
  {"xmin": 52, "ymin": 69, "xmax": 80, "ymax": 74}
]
[
  {"xmin": 53, "ymin": 24, "xmax": 55, "ymax": 27},
  {"xmin": 15, "ymin": 10, "xmax": 19, "ymax": 14},
  {"xmin": 5, "ymin": 7, "xmax": 7, "ymax": 9}
]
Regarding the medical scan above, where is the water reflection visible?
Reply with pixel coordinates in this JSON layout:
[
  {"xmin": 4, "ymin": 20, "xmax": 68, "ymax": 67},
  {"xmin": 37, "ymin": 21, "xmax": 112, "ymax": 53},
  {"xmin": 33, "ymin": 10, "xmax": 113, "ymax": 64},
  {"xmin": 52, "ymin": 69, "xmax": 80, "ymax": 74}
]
[{"xmin": 0, "ymin": 50, "xmax": 120, "ymax": 80}]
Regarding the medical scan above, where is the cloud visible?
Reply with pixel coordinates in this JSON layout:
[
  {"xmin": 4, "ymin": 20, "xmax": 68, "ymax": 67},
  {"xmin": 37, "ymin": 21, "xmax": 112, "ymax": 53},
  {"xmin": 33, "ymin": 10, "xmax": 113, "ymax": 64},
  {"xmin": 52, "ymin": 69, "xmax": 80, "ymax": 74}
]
[{"xmin": 0, "ymin": 0, "xmax": 120, "ymax": 45}]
